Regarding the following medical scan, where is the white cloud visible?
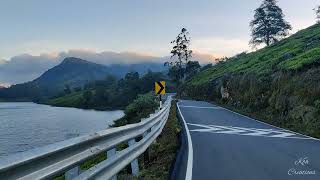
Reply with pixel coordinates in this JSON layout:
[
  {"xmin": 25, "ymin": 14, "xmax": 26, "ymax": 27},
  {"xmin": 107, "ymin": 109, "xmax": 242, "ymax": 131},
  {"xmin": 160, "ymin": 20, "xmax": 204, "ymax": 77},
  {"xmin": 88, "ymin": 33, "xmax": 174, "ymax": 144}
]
[
  {"xmin": 0, "ymin": 59, "xmax": 7, "ymax": 65},
  {"xmin": 0, "ymin": 49, "xmax": 214, "ymax": 85}
]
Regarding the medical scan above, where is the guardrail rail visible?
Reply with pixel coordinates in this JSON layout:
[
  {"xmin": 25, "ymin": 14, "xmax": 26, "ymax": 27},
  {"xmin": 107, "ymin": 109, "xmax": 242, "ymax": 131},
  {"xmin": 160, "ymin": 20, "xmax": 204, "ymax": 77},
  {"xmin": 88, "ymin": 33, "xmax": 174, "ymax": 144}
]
[{"xmin": 0, "ymin": 96, "xmax": 172, "ymax": 180}]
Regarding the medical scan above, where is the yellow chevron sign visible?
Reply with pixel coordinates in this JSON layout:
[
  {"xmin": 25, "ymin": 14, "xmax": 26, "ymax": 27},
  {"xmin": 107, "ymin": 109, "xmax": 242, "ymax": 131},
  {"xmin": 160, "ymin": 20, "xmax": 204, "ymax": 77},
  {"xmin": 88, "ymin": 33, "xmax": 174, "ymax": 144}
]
[{"xmin": 155, "ymin": 81, "xmax": 166, "ymax": 95}]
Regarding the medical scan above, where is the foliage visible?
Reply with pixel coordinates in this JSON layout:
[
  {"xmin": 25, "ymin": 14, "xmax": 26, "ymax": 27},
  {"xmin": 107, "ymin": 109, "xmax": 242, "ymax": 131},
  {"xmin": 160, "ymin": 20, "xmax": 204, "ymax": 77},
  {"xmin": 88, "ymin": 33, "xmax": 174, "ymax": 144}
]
[
  {"xmin": 113, "ymin": 92, "xmax": 158, "ymax": 127},
  {"xmin": 47, "ymin": 92, "xmax": 84, "ymax": 107},
  {"xmin": 314, "ymin": 5, "xmax": 320, "ymax": 24},
  {"xmin": 139, "ymin": 101, "xmax": 181, "ymax": 179},
  {"xmin": 200, "ymin": 63, "xmax": 213, "ymax": 71},
  {"xmin": 165, "ymin": 28, "xmax": 193, "ymax": 83},
  {"xmin": 250, "ymin": 0, "xmax": 291, "ymax": 46},
  {"xmin": 47, "ymin": 71, "xmax": 168, "ymax": 110},
  {"xmin": 185, "ymin": 61, "xmax": 201, "ymax": 80}
]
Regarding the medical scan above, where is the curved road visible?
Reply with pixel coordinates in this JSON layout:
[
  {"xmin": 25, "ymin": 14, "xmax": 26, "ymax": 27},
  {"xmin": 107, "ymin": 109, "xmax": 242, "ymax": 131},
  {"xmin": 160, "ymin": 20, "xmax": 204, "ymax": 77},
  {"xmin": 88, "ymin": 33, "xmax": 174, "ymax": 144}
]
[{"xmin": 177, "ymin": 100, "xmax": 320, "ymax": 180}]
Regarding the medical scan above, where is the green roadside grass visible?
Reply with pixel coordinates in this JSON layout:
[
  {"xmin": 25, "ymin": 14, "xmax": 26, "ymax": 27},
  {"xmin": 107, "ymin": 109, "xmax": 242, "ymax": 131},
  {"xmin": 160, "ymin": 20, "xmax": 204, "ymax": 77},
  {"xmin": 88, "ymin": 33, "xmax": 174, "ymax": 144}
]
[{"xmin": 138, "ymin": 100, "xmax": 181, "ymax": 179}]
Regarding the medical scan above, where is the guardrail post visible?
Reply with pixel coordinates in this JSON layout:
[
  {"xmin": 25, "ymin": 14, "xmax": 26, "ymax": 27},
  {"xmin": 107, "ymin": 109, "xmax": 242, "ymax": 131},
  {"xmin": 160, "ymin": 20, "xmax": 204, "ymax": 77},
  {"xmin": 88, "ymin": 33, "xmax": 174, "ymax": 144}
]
[
  {"xmin": 65, "ymin": 166, "xmax": 79, "ymax": 180},
  {"xmin": 151, "ymin": 114, "xmax": 158, "ymax": 143},
  {"xmin": 107, "ymin": 148, "xmax": 117, "ymax": 180},
  {"xmin": 128, "ymin": 139, "xmax": 139, "ymax": 176},
  {"xmin": 141, "ymin": 118, "xmax": 151, "ymax": 165}
]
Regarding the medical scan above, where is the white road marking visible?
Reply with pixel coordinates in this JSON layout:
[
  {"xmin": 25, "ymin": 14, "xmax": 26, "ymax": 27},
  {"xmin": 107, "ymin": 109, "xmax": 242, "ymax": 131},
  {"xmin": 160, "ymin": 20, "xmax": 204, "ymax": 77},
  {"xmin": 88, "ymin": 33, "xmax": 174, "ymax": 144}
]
[
  {"xmin": 244, "ymin": 129, "xmax": 274, "ymax": 136},
  {"xmin": 187, "ymin": 123, "xmax": 313, "ymax": 140},
  {"xmin": 179, "ymin": 105, "xmax": 222, "ymax": 109},
  {"xmin": 177, "ymin": 102, "xmax": 193, "ymax": 180},
  {"xmin": 216, "ymin": 105, "xmax": 320, "ymax": 141},
  {"xmin": 213, "ymin": 126, "xmax": 247, "ymax": 134},
  {"xmin": 270, "ymin": 132, "xmax": 297, "ymax": 138}
]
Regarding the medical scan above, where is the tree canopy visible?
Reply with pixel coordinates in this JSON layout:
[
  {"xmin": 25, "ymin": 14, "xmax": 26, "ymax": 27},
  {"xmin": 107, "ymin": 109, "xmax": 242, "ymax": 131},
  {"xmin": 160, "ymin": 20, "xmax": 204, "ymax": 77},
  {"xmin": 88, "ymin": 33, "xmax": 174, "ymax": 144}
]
[
  {"xmin": 165, "ymin": 28, "xmax": 193, "ymax": 83},
  {"xmin": 250, "ymin": 0, "xmax": 291, "ymax": 47}
]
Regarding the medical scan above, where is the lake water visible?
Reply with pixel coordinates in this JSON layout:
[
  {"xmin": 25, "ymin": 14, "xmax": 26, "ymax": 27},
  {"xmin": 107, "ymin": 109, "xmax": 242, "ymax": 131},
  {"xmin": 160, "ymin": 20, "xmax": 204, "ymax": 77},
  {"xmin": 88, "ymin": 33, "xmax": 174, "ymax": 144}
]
[{"xmin": 0, "ymin": 102, "xmax": 124, "ymax": 158}]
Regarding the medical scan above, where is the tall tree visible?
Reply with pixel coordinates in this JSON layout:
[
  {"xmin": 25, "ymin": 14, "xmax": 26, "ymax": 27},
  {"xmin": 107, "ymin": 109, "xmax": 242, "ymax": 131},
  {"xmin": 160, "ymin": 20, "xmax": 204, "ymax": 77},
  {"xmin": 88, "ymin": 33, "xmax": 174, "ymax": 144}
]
[
  {"xmin": 314, "ymin": 5, "xmax": 320, "ymax": 24},
  {"xmin": 165, "ymin": 28, "xmax": 192, "ymax": 83},
  {"xmin": 250, "ymin": 0, "xmax": 291, "ymax": 47}
]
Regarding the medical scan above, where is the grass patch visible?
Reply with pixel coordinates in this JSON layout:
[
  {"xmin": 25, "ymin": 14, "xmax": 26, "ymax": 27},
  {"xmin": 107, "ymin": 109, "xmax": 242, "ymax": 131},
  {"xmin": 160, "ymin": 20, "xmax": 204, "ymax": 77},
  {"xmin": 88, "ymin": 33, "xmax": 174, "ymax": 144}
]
[{"xmin": 138, "ymin": 100, "xmax": 181, "ymax": 179}]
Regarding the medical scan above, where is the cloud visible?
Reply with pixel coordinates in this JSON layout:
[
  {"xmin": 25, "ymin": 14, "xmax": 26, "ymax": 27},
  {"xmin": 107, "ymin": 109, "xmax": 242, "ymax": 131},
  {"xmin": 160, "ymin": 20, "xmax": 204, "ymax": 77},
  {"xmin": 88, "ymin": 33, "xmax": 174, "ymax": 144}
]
[
  {"xmin": 0, "ymin": 83, "xmax": 11, "ymax": 88},
  {"xmin": 0, "ymin": 54, "xmax": 60, "ymax": 85},
  {"xmin": 0, "ymin": 59, "xmax": 6, "ymax": 65},
  {"xmin": 59, "ymin": 49, "xmax": 161, "ymax": 65},
  {"xmin": 0, "ymin": 49, "xmax": 214, "ymax": 85}
]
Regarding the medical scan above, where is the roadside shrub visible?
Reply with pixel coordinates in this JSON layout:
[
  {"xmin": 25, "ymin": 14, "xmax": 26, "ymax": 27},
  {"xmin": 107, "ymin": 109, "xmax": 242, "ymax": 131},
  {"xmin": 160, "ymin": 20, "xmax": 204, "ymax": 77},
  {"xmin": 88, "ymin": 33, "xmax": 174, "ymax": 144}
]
[{"xmin": 113, "ymin": 92, "xmax": 158, "ymax": 127}]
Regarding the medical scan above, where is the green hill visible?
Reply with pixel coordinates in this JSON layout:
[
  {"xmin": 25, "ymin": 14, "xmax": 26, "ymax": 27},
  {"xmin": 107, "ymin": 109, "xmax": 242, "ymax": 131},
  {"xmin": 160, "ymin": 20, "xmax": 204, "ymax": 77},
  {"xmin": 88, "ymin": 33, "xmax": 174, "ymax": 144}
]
[
  {"xmin": 190, "ymin": 23, "xmax": 320, "ymax": 85},
  {"xmin": 181, "ymin": 23, "xmax": 320, "ymax": 138},
  {"xmin": 0, "ymin": 57, "xmax": 111, "ymax": 101},
  {"xmin": 33, "ymin": 57, "xmax": 110, "ymax": 91}
]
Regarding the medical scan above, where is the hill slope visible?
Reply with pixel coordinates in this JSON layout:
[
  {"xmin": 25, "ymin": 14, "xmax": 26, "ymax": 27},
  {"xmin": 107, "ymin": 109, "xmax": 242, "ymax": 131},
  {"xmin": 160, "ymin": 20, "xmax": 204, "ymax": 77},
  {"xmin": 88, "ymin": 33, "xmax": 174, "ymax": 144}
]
[
  {"xmin": 34, "ymin": 57, "xmax": 110, "ymax": 90},
  {"xmin": 190, "ymin": 23, "xmax": 320, "ymax": 85},
  {"xmin": 0, "ymin": 57, "xmax": 110, "ymax": 101},
  {"xmin": 181, "ymin": 23, "xmax": 320, "ymax": 138}
]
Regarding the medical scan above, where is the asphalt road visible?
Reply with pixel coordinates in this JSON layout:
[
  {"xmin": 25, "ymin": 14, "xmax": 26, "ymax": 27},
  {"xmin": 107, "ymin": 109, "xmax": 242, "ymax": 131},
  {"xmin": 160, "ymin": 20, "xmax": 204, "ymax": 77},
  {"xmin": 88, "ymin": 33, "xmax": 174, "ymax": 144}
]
[{"xmin": 177, "ymin": 100, "xmax": 320, "ymax": 180}]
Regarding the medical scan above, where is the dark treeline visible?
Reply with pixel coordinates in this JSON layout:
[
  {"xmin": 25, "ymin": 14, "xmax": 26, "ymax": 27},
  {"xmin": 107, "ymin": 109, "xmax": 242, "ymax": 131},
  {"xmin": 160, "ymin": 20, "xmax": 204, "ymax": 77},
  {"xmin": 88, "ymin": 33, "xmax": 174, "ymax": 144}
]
[{"xmin": 47, "ymin": 71, "xmax": 173, "ymax": 110}]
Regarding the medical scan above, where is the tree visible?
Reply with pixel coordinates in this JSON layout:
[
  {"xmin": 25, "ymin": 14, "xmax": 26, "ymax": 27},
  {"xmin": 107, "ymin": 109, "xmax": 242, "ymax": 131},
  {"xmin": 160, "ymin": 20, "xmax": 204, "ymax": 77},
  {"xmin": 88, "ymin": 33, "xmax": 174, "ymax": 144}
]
[
  {"xmin": 167, "ymin": 65, "xmax": 181, "ymax": 84},
  {"xmin": 314, "ymin": 5, "xmax": 320, "ymax": 24},
  {"xmin": 165, "ymin": 28, "xmax": 192, "ymax": 83},
  {"xmin": 82, "ymin": 90, "xmax": 92, "ymax": 108},
  {"xmin": 250, "ymin": 0, "xmax": 291, "ymax": 47},
  {"xmin": 139, "ymin": 70, "xmax": 164, "ymax": 93},
  {"xmin": 186, "ymin": 61, "xmax": 201, "ymax": 79},
  {"xmin": 64, "ymin": 84, "xmax": 71, "ymax": 94},
  {"xmin": 201, "ymin": 63, "xmax": 213, "ymax": 71}
]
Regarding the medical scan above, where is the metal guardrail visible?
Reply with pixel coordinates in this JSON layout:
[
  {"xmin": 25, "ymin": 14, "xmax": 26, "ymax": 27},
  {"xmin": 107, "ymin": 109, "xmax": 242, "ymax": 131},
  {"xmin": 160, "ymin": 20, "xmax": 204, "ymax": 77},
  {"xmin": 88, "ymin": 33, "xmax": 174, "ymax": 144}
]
[{"xmin": 0, "ymin": 96, "xmax": 172, "ymax": 180}]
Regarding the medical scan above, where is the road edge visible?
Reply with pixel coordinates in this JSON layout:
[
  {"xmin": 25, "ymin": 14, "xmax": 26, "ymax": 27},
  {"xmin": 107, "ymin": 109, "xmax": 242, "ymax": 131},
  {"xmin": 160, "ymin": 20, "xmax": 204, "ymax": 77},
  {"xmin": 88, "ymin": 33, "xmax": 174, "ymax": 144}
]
[{"xmin": 177, "ymin": 101, "xmax": 193, "ymax": 180}]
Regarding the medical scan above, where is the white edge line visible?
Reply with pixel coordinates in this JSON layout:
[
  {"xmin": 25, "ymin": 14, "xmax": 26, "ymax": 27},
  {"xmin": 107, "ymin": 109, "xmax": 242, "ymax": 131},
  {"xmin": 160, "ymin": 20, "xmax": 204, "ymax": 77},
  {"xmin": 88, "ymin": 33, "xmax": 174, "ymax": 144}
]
[
  {"xmin": 217, "ymin": 105, "xmax": 320, "ymax": 142},
  {"xmin": 177, "ymin": 101, "xmax": 193, "ymax": 180}
]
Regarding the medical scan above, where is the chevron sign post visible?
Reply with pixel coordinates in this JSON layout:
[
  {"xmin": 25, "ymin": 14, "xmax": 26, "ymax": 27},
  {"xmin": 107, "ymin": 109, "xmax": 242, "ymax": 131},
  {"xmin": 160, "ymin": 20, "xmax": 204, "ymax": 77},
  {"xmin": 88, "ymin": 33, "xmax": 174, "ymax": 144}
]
[
  {"xmin": 155, "ymin": 81, "xmax": 166, "ymax": 110},
  {"xmin": 155, "ymin": 81, "xmax": 165, "ymax": 95}
]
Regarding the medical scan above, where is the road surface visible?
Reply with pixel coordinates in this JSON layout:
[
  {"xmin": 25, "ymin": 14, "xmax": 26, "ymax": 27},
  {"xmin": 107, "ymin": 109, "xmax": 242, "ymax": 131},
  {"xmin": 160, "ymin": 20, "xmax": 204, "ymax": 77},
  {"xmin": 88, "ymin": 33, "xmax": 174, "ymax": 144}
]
[{"xmin": 177, "ymin": 100, "xmax": 320, "ymax": 180}]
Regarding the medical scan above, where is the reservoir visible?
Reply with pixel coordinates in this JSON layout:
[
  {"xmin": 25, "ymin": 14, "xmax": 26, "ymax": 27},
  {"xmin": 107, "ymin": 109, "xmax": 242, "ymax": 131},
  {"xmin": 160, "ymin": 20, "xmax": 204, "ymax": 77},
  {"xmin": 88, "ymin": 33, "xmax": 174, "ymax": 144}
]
[{"xmin": 0, "ymin": 102, "xmax": 124, "ymax": 158}]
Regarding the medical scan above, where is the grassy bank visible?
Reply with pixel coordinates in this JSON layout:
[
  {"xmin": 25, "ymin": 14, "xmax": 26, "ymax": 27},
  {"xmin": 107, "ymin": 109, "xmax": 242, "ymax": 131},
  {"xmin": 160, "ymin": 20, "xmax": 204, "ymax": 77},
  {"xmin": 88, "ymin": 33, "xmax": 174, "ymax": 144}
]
[
  {"xmin": 138, "ymin": 100, "xmax": 181, "ymax": 179},
  {"xmin": 45, "ymin": 91, "xmax": 122, "ymax": 111}
]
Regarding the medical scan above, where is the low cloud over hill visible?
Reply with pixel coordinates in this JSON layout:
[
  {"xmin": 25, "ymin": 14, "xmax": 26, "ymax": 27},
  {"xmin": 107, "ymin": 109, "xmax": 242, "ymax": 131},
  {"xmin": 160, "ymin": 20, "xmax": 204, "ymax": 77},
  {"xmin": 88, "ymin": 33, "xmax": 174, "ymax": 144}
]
[{"xmin": 0, "ymin": 50, "xmax": 216, "ymax": 85}]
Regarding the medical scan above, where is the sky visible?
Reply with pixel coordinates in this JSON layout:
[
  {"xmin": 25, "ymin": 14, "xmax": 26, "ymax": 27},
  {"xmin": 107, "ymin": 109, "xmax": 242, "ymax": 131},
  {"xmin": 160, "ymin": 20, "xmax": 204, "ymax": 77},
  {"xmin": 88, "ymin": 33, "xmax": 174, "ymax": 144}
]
[
  {"xmin": 0, "ymin": 0, "xmax": 319, "ymax": 85},
  {"xmin": 0, "ymin": 0, "xmax": 319, "ymax": 60}
]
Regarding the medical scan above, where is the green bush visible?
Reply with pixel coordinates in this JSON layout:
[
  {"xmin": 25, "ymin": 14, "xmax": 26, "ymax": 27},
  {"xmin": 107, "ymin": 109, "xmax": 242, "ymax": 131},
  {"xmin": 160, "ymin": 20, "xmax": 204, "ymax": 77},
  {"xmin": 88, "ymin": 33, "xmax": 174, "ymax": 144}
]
[{"xmin": 113, "ymin": 92, "xmax": 159, "ymax": 127}]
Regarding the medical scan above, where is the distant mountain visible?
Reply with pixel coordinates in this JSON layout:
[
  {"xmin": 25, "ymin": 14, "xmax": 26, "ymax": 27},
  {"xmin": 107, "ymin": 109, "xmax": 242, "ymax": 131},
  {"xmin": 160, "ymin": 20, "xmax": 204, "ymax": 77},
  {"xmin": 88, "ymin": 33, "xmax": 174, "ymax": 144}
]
[
  {"xmin": 34, "ymin": 57, "xmax": 110, "ymax": 90},
  {"xmin": 0, "ymin": 57, "xmax": 111, "ymax": 101},
  {"xmin": 0, "ymin": 57, "xmax": 168, "ymax": 101}
]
